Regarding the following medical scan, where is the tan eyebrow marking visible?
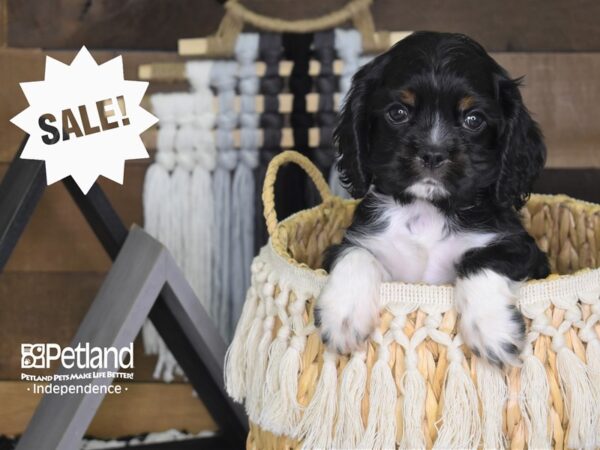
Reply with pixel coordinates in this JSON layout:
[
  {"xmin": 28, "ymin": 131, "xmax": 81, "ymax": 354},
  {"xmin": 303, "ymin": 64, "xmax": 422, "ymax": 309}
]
[
  {"xmin": 458, "ymin": 96, "xmax": 475, "ymax": 111},
  {"xmin": 399, "ymin": 89, "xmax": 416, "ymax": 106}
]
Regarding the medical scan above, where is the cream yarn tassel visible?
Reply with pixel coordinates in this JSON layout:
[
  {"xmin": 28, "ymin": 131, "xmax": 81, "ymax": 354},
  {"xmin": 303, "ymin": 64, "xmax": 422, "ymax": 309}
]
[
  {"xmin": 259, "ymin": 288, "xmax": 293, "ymax": 432},
  {"xmin": 579, "ymin": 299, "xmax": 600, "ymax": 445},
  {"xmin": 269, "ymin": 335, "xmax": 305, "ymax": 436},
  {"xmin": 477, "ymin": 361, "xmax": 508, "ymax": 449},
  {"xmin": 519, "ymin": 353, "xmax": 551, "ymax": 449},
  {"xmin": 224, "ymin": 286, "xmax": 258, "ymax": 402},
  {"xmin": 397, "ymin": 322, "xmax": 428, "ymax": 450},
  {"xmin": 433, "ymin": 340, "xmax": 481, "ymax": 450},
  {"xmin": 399, "ymin": 363, "xmax": 427, "ymax": 449},
  {"xmin": 246, "ymin": 283, "xmax": 275, "ymax": 422},
  {"xmin": 555, "ymin": 341, "xmax": 599, "ymax": 449},
  {"xmin": 296, "ymin": 351, "xmax": 338, "ymax": 449},
  {"xmin": 358, "ymin": 333, "xmax": 397, "ymax": 450},
  {"xmin": 332, "ymin": 351, "xmax": 367, "ymax": 449},
  {"xmin": 259, "ymin": 324, "xmax": 291, "ymax": 432}
]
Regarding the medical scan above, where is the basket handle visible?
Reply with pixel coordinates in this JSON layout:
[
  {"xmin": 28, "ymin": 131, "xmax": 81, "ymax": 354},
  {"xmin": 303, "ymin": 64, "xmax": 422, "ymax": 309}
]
[{"xmin": 263, "ymin": 150, "xmax": 334, "ymax": 238}]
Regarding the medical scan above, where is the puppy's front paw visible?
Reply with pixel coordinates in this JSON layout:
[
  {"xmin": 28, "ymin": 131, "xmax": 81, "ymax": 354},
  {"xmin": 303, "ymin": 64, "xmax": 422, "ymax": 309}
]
[
  {"xmin": 455, "ymin": 269, "xmax": 526, "ymax": 368},
  {"xmin": 315, "ymin": 248, "xmax": 385, "ymax": 355}
]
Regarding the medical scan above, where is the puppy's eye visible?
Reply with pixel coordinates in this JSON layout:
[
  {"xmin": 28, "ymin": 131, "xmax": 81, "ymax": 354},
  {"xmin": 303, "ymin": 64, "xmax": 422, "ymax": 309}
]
[
  {"xmin": 386, "ymin": 105, "xmax": 409, "ymax": 124},
  {"xmin": 463, "ymin": 112, "xmax": 486, "ymax": 131}
]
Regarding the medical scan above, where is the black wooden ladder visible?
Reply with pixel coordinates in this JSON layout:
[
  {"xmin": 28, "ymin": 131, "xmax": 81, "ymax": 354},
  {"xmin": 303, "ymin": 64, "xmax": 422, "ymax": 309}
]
[{"xmin": 0, "ymin": 137, "xmax": 247, "ymax": 450}]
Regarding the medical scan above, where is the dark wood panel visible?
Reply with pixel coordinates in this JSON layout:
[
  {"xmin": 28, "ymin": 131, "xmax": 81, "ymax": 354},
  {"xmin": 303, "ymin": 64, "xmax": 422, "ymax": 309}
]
[
  {"xmin": 0, "ymin": 0, "xmax": 7, "ymax": 47},
  {"xmin": 1, "ymin": 161, "xmax": 146, "ymax": 272},
  {"xmin": 0, "ymin": 48, "xmax": 184, "ymax": 163},
  {"xmin": 493, "ymin": 53, "xmax": 600, "ymax": 169},
  {"xmin": 535, "ymin": 169, "xmax": 600, "ymax": 204},
  {"xmin": 7, "ymin": 0, "xmax": 600, "ymax": 51},
  {"xmin": 0, "ymin": 271, "xmax": 177, "ymax": 382},
  {"xmin": 0, "ymin": 381, "xmax": 216, "ymax": 437},
  {"xmin": 2, "ymin": 49, "xmax": 600, "ymax": 168}
]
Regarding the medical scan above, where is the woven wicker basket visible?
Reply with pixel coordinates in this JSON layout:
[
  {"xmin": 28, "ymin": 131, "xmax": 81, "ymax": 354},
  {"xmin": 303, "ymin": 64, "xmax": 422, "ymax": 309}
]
[{"xmin": 225, "ymin": 151, "xmax": 600, "ymax": 450}]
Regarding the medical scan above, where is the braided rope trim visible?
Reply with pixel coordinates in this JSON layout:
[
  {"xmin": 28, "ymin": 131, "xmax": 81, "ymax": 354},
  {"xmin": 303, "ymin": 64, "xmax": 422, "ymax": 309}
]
[
  {"xmin": 262, "ymin": 238, "xmax": 600, "ymax": 311},
  {"xmin": 225, "ymin": 0, "xmax": 372, "ymax": 33}
]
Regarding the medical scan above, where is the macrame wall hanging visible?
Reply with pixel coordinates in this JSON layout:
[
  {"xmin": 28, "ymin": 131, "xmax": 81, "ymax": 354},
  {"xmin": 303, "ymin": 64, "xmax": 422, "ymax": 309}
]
[
  {"xmin": 141, "ymin": 0, "xmax": 402, "ymax": 381},
  {"xmin": 143, "ymin": 61, "xmax": 216, "ymax": 381}
]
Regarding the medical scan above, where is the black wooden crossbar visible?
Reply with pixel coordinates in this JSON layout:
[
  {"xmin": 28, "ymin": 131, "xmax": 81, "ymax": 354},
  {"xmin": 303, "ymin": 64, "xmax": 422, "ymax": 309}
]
[{"xmin": 0, "ymin": 137, "xmax": 247, "ymax": 450}]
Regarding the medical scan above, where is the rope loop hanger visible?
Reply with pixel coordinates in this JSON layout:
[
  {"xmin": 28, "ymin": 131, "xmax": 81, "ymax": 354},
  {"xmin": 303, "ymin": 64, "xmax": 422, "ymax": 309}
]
[{"xmin": 195, "ymin": 0, "xmax": 388, "ymax": 57}]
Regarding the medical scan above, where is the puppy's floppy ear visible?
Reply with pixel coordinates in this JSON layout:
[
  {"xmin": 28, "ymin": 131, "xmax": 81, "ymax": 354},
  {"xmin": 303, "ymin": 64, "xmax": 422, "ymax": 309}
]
[
  {"xmin": 333, "ymin": 61, "xmax": 379, "ymax": 198},
  {"xmin": 495, "ymin": 76, "xmax": 546, "ymax": 210}
]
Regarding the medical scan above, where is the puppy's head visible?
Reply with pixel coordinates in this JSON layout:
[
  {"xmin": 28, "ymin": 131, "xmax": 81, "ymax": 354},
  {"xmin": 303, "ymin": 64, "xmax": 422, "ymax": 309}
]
[{"xmin": 335, "ymin": 31, "xmax": 545, "ymax": 209}]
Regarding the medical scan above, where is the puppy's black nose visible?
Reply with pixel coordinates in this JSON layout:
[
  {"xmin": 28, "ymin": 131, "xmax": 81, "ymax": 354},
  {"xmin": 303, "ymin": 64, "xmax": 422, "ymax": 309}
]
[{"xmin": 419, "ymin": 150, "xmax": 448, "ymax": 169}]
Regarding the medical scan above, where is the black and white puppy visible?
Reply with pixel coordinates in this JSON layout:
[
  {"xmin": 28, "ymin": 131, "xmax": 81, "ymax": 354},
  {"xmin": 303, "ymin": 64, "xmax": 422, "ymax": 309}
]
[{"xmin": 315, "ymin": 31, "xmax": 550, "ymax": 368}]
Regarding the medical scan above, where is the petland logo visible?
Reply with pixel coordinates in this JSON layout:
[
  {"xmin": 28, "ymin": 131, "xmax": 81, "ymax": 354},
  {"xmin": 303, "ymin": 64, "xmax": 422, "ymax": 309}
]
[{"xmin": 21, "ymin": 343, "xmax": 134, "ymax": 370}]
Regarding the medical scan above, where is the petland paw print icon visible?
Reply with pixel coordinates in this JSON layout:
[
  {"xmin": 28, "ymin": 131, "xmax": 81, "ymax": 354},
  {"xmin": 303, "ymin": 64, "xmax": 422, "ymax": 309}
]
[
  {"xmin": 21, "ymin": 343, "xmax": 45, "ymax": 369},
  {"xmin": 10, "ymin": 46, "xmax": 157, "ymax": 193}
]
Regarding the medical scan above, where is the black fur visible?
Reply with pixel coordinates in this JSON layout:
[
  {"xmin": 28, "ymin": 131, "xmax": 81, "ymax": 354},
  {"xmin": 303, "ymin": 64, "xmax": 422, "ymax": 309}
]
[{"xmin": 332, "ymin": 31, "xmax": 550, "ymax": 283}]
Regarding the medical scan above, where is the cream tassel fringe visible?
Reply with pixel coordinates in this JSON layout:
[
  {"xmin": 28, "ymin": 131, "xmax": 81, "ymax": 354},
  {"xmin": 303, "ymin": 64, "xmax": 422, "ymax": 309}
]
[
  {"xmin": 555, "ymin": 344, "xmax": 599, "ymax": 449},
  {"xmin": 433, "ymin": 347, "xmax": 481, "ymax": 449},
  {"xmin": 247, "ymin": 312, "xmax": 275, "ymax": 422},
  {"xmin": 266, "ymin": 335, "xmax": 305, "ymax": 436},
  {"xmin": 259, "ymin": 286, "xmax": 293, "ymax": 431},
  {"xmin": 579, "ymin": 305, "xmax": 600, "ymax": 445},
  {"xmin": 296, "ymin": 351, "xmax": 338, "ymax": 448},
  {"xmin": 585, "ymin": 338, "xmax": 600, "ymax": 444},
  {"xmin": 358, "ymin": 341, "xmax": 397, "ymax": 450},
  {"xmin": 399, "ymin": 361, "xmax": 426, "ymax": 449},
  {"xmin": 259, "ymin": 323, "xmax": 291, "ymax": 432},
  {"xmin": 224, "ymin": 285, "xmax": 259, "ymax": 402},
  {"xmin": 243, "ymin": 298, "xmax": 268, "ymax": 417},
  {"xmin": 332, "ymin": 351, "xmax": 367, "ymax": 449},
  {"xmin": 519, "ymin": 354, "xmax": 551, "ymax": 449},
  {"xmin": 476, "ymin": 362, "xmax": 508, "ymax": 449}
]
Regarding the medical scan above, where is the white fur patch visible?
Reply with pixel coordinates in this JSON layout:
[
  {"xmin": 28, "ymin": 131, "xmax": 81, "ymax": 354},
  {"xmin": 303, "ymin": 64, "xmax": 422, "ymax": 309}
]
[
  {"xmin": 455, "ymin": 269, "xmax": 524, "ymax": 367},
  {"xmin": 429, "ymin": 112, "xmax": 445, "ymax": 145},
  {"xmin": 406, "ymin": 178, "xmax": 449, "ymax": 200},
  {"xmin": 317, "ymin": 248, "xmax": 390, "ymax": 354},
  {"xmin": 349, "ymin": 195, "xmax": 496, "ymax": 284}
]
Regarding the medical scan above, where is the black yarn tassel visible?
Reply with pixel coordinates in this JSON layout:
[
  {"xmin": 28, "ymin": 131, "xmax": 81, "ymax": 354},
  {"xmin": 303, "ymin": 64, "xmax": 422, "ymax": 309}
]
[
  {"xmin": 279, "ymin": 32, "xmax": 314, "ymax": 218},
  {"xmin": 308, "ymin": 30, "xmax": 337, "ymax": 206},
  {"xmin": 255, "ymin": 33, "xmax": 284, "ymax": 253}
]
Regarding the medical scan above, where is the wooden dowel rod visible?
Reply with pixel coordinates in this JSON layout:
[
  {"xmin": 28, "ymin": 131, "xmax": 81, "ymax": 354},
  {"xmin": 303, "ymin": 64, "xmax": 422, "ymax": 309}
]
[
  {"xmin": 141, "ymin": 93, "xmax": 342, "ymax": 114},
  {"xmin": 178, "ymin": 31, "xmax": 411, "ymax": 57},
  {"xmin": 138, "ymin": 60, "xmax": 346, "ymax": 81},
  {"xmin": 143, "ymin": 127, "xmax": 323, "ymax": 149}
]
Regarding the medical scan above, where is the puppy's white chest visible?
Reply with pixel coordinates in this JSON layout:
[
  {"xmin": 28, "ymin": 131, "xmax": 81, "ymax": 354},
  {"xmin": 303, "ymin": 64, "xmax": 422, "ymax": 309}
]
[{"xmin": 365, "ymin": 200, "xmax": 496, "ymax": 284}]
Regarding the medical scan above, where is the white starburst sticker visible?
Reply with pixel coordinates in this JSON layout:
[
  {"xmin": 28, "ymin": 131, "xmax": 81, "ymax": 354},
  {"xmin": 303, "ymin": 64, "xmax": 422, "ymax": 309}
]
[{"xmin": 10, "ymin": 46, "xmax": 157, "ymax": 193}]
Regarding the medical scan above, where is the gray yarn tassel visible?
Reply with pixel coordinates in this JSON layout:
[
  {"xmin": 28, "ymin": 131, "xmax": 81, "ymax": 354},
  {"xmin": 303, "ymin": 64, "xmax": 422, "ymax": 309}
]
[
  {"xmin": 211, "ymin": 61, "xmax": 238, "ymax": 340},
  {"xmin": 230, "ymin": 34, "xmax": 260, "ymax": 336}
]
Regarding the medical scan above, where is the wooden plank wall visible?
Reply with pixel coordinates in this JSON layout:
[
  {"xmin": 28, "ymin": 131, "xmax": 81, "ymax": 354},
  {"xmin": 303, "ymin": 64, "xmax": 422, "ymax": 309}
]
[
  {"xmin": 0, "ymin": 0, "xmax": 599, "ymax": 439},
  {"xmin": 6, "ymin": 0, "xmax": 600, "ymax": 51}
]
